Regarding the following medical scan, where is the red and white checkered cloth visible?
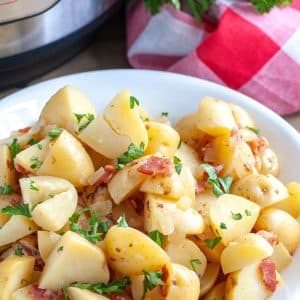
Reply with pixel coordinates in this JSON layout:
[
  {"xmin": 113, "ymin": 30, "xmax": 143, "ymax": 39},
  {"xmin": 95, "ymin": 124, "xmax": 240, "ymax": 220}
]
[{"xmin": 126, "ymin": 0, "xmax": 300, "ymax": 115}]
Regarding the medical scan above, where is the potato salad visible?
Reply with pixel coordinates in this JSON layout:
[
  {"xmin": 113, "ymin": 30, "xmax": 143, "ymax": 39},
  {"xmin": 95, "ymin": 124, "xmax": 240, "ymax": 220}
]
[{"xmin": 0, "ymin": 86, "xmax": 299, "ymax": 300}]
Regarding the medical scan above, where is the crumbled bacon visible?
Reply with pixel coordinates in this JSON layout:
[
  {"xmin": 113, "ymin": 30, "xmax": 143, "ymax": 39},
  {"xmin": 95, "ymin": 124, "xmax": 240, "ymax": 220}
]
[
  {"xmin": 109, "ymin": 294, "xmax": 132, "ymax": 300},
  {"xmin": 230, "ymin": 129, "xmax": 243, "ymax": 142},
  {"xmin": 6, "ymin": 159, "xmax": 12, "ymax": 170},
  {"xmin": 259, "ymin": 258, "xmax": 277, "ymax": 293},
  {"xmin": 18, "ymin": 126, "xmax": 32, "ymax": 135},
  {"xmin": 249, "ymin": 137, "xmax": 269, "ymax": 156},
  {"xmin": 14, "ymin": 163, "xmax": 29, "ymax": 176},
  {"xmin": 137, "ymin": 157, "xmax": 172, "ymax": 176},
  {"xmin": 97, "ymin": 165, "xmax": 117, "ymax": 185},
  {"xmin": 195, "ymin": 181, "xmax": 207, "ymax": 195},
  {"xmin": 257, "ymin": 230, "xmax": 279, "ymax": 246},
  {"xmin": 159, "ymin": 264, "xmax": 170, "ymax": 297},
  {"xmin": 9, "ymin": 196, "xmax": 24, "ymax": 206},
  {"xmin": 30, "ymin": 284, "xmax": 64, "ymax": 300}
]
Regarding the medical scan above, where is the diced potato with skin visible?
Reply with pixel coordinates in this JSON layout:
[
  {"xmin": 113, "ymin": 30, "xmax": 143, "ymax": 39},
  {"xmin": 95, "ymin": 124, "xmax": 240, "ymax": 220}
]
[
  {"xmin": 39, "ymin": 231, "xmax": 109, "ymax": 290},
  {"xmin": 254, "ymin": 207, "xmax": 300, "ymax": 254},
  {"xmin": 37, "ymin": 231, "xmax": 61, "ymax": 261},
  {"xmin": 271, "ymin": 182, "xmax": 300, "ymax": 217},
  {"xmin": 0, "ymin": 144, "xmax": 15, "ymax": 186},
  {"xmin": 107, "ymin": 157, "xmax": 148, "ymax": 204},
  {"xmin": 104, "ymin": 225, "xmax": 170, "ymax": 276},
  {"xmin": 231, "ymin": 174, "xmax": 288, "ymax": 208},
  {"xmin": 200, "ymin": 263, "xmax": 220, "ymax": 297},
  {"xmin": 14, "ymin": 139, "xmax": 50, "ymax": 174},
  {"xmin": 0, "ymin": 256, "xmax": 35, "ymax": 300},
  {"xmin": 11, "ymin": 286, "xmax": 34, "ymax": 300},
  {"xmin": 67, "ymin": 287, "xmax": 110, "ymax": 300},
  {"xmin": 271, "ymin": 242, "xmax": 292, "ymax": 272},
  {"xmin": 229, "ymin": 103, "xmax": 255, "ymax": 129},
  {"xmin": 225, "ymin": 262, "xmax": 281, "ymax": 300},
  {"xmin": 37, "ymin": 130, "xmax": 94, "ymax": 187},
  {"xmin": 39, "ymin": 85, "xmax": 96, "ymax": 135},
  {"xmin": 220, "ymin": 233, "xmax": 273, "ymax": 274},
  {"xmin": 144, "ymin": 194, "xmax": 204, "ymax": 236},
  {"xmin": 165, "ymin": 239, "xmax": 207, "ymax": 277},
  {"xmin": 204, "ymin": 281, "xmax": 225, "ymax": 300},
  {"xmin": 209, "ymin": 194, "xmax": 260, "ymax": 245},
  {"xmin": 145, "ymin": 121, "xmax": 180, "ymax": 158},
  {"xmin": 257, "ymin": 148, "xmax": 280, "ymax": 177},
  {"xmin": 196, "ymin": 97, "xmax": 237, "ymax": 136},
  {"xmin": 103, "ymin": 89, "xmax": 148, "ymax": 149},
  {"xmin": 0, "ymin": 216, "xmax": 38, "ymax": 246}
]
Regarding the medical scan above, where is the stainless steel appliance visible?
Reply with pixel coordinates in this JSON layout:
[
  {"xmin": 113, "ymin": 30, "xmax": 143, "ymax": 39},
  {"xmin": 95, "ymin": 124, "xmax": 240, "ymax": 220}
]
[{"xmin": 0, "ymin": 0, "xmax": 122, "ymax": 89}]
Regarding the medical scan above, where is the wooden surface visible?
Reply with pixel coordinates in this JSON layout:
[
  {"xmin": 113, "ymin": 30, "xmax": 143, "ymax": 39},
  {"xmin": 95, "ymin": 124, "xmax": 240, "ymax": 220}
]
[{"xmin": 1, "ymin": 8, "xmax": 299, "ymax": 132}]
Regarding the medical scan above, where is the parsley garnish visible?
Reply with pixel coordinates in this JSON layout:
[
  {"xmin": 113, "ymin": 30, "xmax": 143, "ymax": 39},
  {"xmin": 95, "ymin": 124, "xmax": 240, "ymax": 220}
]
[
  {"xmin": 99, "ymin": 220, "xmax": 109, "ymax": 233},
  {"xmin": 28, "ymin": 138, "xmax": 39, "ymax": 146},
  {"xmin": 9, "ymin": 138, "xmax": 22, "ymax": 159},
  {"xmin": 246, "ymin": 126, "xmax": 259, "ymax": 134},
  {"xmin": 201, "ymin": 163, "xmax": 233, "ymax": 197},
  {"xmin": 231, "ymin": 211, "xmax": 243, "ymax": 220},
  {"xmin": 220, "ymin": 222, "xmax": 227, "ymax": 229},
  {"xmin": 30, "ymin": 180, "xmax": 39, "ymax": 191},
  {"xmin": 117, "ymin": 215, "xmax": 128, "ymax": 228},
  {"xmin": 30, "ymin": 156, "xmax": 42, "ymax": 169},
  {"xmin": 74, "ymin": 113, "xmax": 95, "ymax": 131},
  {"xmin": 177, "ymin": 139, "xmax": 182, "ymax": 149},
  {"xmin": 190, "ymin": 258, "xmax": 201, "ymax": 272},
  {"xmin": 15, "ymin": 247, "xmax": 24, "ymax": 256},
  {"xmin": 245, "ymin": 209, "xmax": 252, "ymax": 216},
  {"xmin": 117, "ymin": 142, "xmax": 145, "ymax": 169},
  {"xmin": 57, "ymin": 246, "xmax": 63, "ymax": 253},
  {"xmin": 142, "ymin": 270, "xmax": 164, "ymax": 300},
  {"xmin": 129, "ymin": 96, "xmax": 140, "ymax": 109},
  {"xmin": 0, "ymin": 183, "xmax": 12, "ymax": 195},
  {"xmin": 250, "ymin": 0, "xmax": 291, "ymax": 13},
  {"xmin": 1, "ymin": 203, "xmax": 31, "ymax": 217},
  {"xmin": 204, "ymin": 236, "xmax": 222, "ymax": 250},
  {"xmin": 148, "ymin": 230, "xmax": 163, "ymax": 247},
  {"xmin": 48, "ymin": 128, "xmax": 63, "ymax": 140},
  {"xmin": 161, "ymin": 112, "xmax": 168, "ymax": 117},
  {"xmin": 71, "ymin": 277, "xmax": 131, "ymax": 295},
  {"xmin": 37, "ymin": 143, "xmax": 43, "ymax": 150},
  {"xmin": 173, "ymin": 156, "xmax": 182, "ymax": 175}
]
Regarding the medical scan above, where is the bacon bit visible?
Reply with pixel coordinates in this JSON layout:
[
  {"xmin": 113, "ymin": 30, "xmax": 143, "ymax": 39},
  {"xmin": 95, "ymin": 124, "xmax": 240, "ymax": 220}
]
[
  {"xmin": 137, "ymin": 157, "xmax": 172, "ymax": 176},
  {"xmin": 88, "ymin": 165, "xmax": 117, "ymax": 186},
  {"xmin": 159, "ymin": 264, "xmax": 170, "ymax": 297},
  {"xmin": 259, "ymin": 258, "xmax": 277, "ymax": 293},
  {"xmin": 14, "ymin": 163, "xmax": 29, "ymax": 176},
  {"xmin": 257, "ymin": 231, "xmax": 279, "ymax": 246},
  {"xmin": 195, "ymin": 181, "xmax": 206, "ymax": 195},
  {"xmin": 214, "ymin": 163, "xmax": 224, "ymax": 175},
  {"xmin": 230, "ymin": 129, "xmax": 243, "ymax": 142},
  {"xmin": 18, "ymin": 126, "xmax": 32, "ymax": 135},
  {"xmin": 249, "ymin": 137, "xmax": 269, "ymax": 156},
  {"xmin": 30, "ymin": 284, "xmax": 64, "ymax": 300},
  {"xmin": 9, "ymin": 196, "xmax": 24, "ymax": 206},
  {"xmin": 6, "ymin": 159, "xmax": 12, "ymax": 170}
]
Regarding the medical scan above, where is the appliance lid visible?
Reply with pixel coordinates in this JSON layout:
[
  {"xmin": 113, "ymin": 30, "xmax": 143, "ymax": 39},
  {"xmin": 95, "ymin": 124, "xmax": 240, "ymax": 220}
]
[{"xmin": 0, "ymin": 0, "xmax": 59, "ymax": 24}]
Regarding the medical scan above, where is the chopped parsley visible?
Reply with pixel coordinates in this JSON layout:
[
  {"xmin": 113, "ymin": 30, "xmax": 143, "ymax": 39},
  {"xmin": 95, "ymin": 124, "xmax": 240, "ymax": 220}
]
[
  {"xmin": 15, "ymin": 247, "xmax": 24, "ymax": 256},
  {"xmin": 28, "ymin": 138, "xmax": 39, "ymax": 146},
  {"xmin": 117, "ymin": 215, "xmax": 128, "ymax": 228},
  {"xmin": 48, "ymin": 128, "xmax": 63, "ymax": 140},
  {"xmin": 37, "ymin": 143, "xmax": 43, "ymax": 150},
  {"xmin": 177, "ymin": 139, "xmax": 182, "ymax": 149},
  {"xmin": 142, "ymin": 270, "xmax": 164, "ymax": 300},
  {"xmin": 148, "ymin": 230, "xmax": 163, "ymax": 247},
  {"xmin": 173, "ymin": 156, "xmax": 182, "ymax": 175},
  {"xmin": 231, "ymin": 211, "xmax": 243, "ymax": 220},
  {"xmin": 57, "ymin": 246, "xmax": 64, "ymax": 253},
  {"xmin": 99, "ymin": 220, "xmax": 109, "ymax": 233},
  {"xmin": 129, "ymin": 96, "xmax": 140, "ymax": 109},
  {"xmin": 1, "ymin": 203, "xmax": 31, "ymax": 217},
  {"xmin": 220, "ymin": 222, "xmax": 227, "ymax": 229},
  {"xmin": 246, "ymin": 126, "xmax": 259, "ymax": 135},
  {"xmin": 245, "ymin": 209, "xmax": 252, "ymax": 216},
  {"xmin": 0, "ymin": 183, "xmax": 12, "ymax": 195},
  {"xmin": 161, "ymin": 112, "xmax": 168, "ymax": 117},
  {"xmin": 30, "ymin": 156, "xmax": 42, "ymax": 169},
  {"xmin": 30, "ymin": 180, "xmax": 39, "ymax": 191},
  {"xmin": 117, "ymin": 142, "xmax": 145, "ymax": 169},
  {"xmin": 190, "ymin": 258, "xmax": 201, "ymax": 272},
  {"xmin": 74, "ymin": 113, "xmax": 95, "ymax": 131},
  {"xmin": 9, "ymin": 138, "xmax": 22, "ymax": 159},
  {"xmin": 204, "ymin": 236, "xmax": 222, "ymax": 250}
]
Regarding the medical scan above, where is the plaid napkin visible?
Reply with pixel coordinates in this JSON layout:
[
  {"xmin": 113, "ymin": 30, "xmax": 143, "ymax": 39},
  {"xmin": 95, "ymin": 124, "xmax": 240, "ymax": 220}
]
[{"xmin": 127, "ymin": 0, "xmax": 300, "ymax": 115}]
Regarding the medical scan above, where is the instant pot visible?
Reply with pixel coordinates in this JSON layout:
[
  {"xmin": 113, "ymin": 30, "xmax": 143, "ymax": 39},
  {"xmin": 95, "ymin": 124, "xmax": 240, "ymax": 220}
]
[{"xmin": 0, "ymin": 0, "xmax": 123, "ymax": 89}]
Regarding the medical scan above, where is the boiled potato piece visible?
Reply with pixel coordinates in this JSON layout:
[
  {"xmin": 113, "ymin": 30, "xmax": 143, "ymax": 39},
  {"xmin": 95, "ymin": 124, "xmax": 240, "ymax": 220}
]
[
  {"xmin": 195, "ymin": 190, "xmax": 218, "ymax": 225},
  {"xmin": 103, "ymin": 89, "xmax": 148, "ymax": 148},
  {"xmin": 37, "ymin": 231, "xmax": 61, "ymax": 261},
  {"xmin": 104, "ymin": 225, "xmax": 170, "ymax": 276},
  {"xmin": 196, "ymin": 97, "xmax": 236, "ymax": 136},
  {"xmin": 32, "ymin": 190, "xmax": 77, "ymax": 231},
  {"xmin": 271, "ymin": 242, "xmax": 292, "ymax": 272},
  {"xmin": 11, "ymin": 286, "xmax": 34, "ymax": 300},
  {"xmin": 225, "ymin": 262, "xmax": 280, "ymax": 300},
  {"xmin": 220, "ymin": 233, "xmax": 273, "ymax": 274},
  {"xmin": 257, "ymin": 148, "xmax": 279, "ymax": 177},
  {"xmin": 232, "ymin": 174, "xmax": 288, "ymax": 207},
  {"xmin": 67, "ymin": 287, "xmax": 110, "ymax": 300},
  {"xmin": 39, "ymin": 85, "xmax": 96, "ymax": 135},
  {"xmin": 145, "ymin": 122, "xmax": 180, "ymax": 158},
  {"xmin": 0, "ymin": 144, "xmax": 15, "ymax": 186},
  {"xmin": 108, "ymin": 157, "xmax": 148, "ymax": 204},
  {"xmin": 204, "ymin": 281, "xmax": 225, "ymax": 300},
  {"xmin": 254, "ymin": 208, "xmax": 300, "ymax": 254},
  {"xmin": 78, "ymin": 115, "xmax": 131, "ymax": 159},
  {"xmin": 0, "ymin": 256, "xmax": 34, "ymax": 300},
  {"xmin": 271, "ymin": 182, "xmax": 300, "ymax": 217},
  {"xmin": 229, "ymin": 103, "xmax": 255, "ymax": 129},
  {"xmin": 200, "ymin": 263, "xmax": 220, "ymax": 297},
  {"xmin": 210, "ymin": 194, "xmax": 260, "ymax": 245},
  {"xmin": 165, "ymin": 239, "xmax": 207, "ymax": 276},
  {"xmin": 14, "ymin": 139, "xmax": 50, "ymax": 174},
  {"xmin": 37, "ymin": 130, "xmax": 94, "ymax": 186},
  {"xmin": 144, "ymin": 194, "xmax": 204, "ymax": 236},
  {"xmin": 0, "ymin": 216, "xmax": 38, "ymax": 246},
  {"xmin": 39, "ymin": 231, "xmax": 109, "ymax": 290}
]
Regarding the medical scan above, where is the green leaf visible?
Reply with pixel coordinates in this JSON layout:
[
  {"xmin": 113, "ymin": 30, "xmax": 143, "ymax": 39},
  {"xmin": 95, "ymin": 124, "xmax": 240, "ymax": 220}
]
[
  {"xmin": 148, "ymin": 230, "xmax": 163, "ymax": 247},
  {"xmin": 15, "ymin": 247, "xmax": 24, "ymax": 256},
  {"xmin": 0, "ymin": 183, "xmax": 12, "ymax": 195},
  {"xmin": 218, "ymin": 176, "xmax": 233, "ymax": 194},
  {"xmin": 204, "ymin": 236, "xmax": 222, "ymax": 249},
  {"xmin": 30, "ymin": 156, "xmax": 42, "ymax": 169},
  {"xmin": 28, "ymin": 138, "xmax": 39, "ymax": 146},
  {"xmin": 201, "ymin": 163, "xmax": 218, "ymax": 181},
  {"xmin": 161, "ymin": 112, "xmax": 168, "ymax": 117},
  {"xmin": 30, "ymin": 180, "xmax": 39, "ymax": 191},
  {"xmin": 117, "ymin": 215, "xmax": 128, "ymax": 228},
  {"xmin": 220, "ymin": 222, "xmax": 227, "ymax": 229},
  {"xmin": 9, "ymin": 138, "xmax": 22, "ymax": 159},
  {"xmin": 117, "ymin": 142, "xmax": 145, "ymax": 169},
  {"xmin": 48, "ymin": 128, "xmax": 63, "ymax": 140},
  {"xmin": 246, "ymin": 126, "xmax": 259, "ymax": 134},
  {"xmin": 99, "ymin": 220, "xmax": 109, "ymax": 234},
  {"xmin": 130, "ymin": 96, "xmax": 140, "ymax": 109},
  {"xmin": 231, "ymin": 211, "xmax": 243, "ymax": 221},
  {"xmin": 245, "ymin": 209, "xmax": 252, "ymax": 216},
  {"xmin": 77, "ymin": 114, "xmax": 95, "ymax": 131},
  {"xmin": 189, "ymin": 258, "xmax": 201, "ymax": 272},
  {"xmin": 37, "ymin": 143, "xmax": 43, "ymax": 150},
  {"xmin": 177, "ymin": 139, "xmax": 182, "ymax": 149},
  {"xmin": 142, "ymin": 270, "xmax": 164, "ymax": 300},
  {"xmin": 57, "ymin": 246, "xmax": 64, "ymax": 253},
  {"xmin": 1, "ymin": 204, "xmax": 31, "ymax": 217},
  {"xmin": 173, "ymin": 156, "xmax": 182, "ymax": 175}
]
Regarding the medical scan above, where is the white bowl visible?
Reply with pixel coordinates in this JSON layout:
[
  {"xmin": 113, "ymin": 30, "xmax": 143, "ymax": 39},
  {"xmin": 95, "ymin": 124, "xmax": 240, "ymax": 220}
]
[{"xmin": 0, "ymin": 69, "xmax": 299, "ymax": 299}]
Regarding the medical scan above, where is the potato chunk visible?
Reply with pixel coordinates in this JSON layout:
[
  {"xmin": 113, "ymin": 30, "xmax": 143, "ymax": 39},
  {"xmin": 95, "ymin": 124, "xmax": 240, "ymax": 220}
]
[
  {"xmin": 37, "ymin": 130, "xmax": 94, "ymax": 186},
  {"xmin": 0, "ymin": 144, "xmax": 15, "ymax": 186},
  {"xmin": 200, "ymin": 263, "xmax": 220, "ymax": 297},
  {"xmin": 11, "ymin": 286, "xmax": 34, "ymax": 300},
  {"xmin": 271, "ymin": 242, "xmax": 292, "ymax": 272},
  {"xmin": 39, "ymin": 85, "xmax": 96, "ymax": 135},
  {"xmin": 37, "ymin": 231, "xmax": 61, "ymax": 261},
  {"xmin": 67, "ymin": 287, "xmax": 110, "ymax": 300},
  {"xmin": 104, "ymin": 226, "xmax": 170, "ymax": 276},
  {"xmin": 0, "ymin": 256, "xmax": 35, "ymax": 300},
  {"xmin": 39, "ymin": 231, "xmax": 109, "ymax": 290}
]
